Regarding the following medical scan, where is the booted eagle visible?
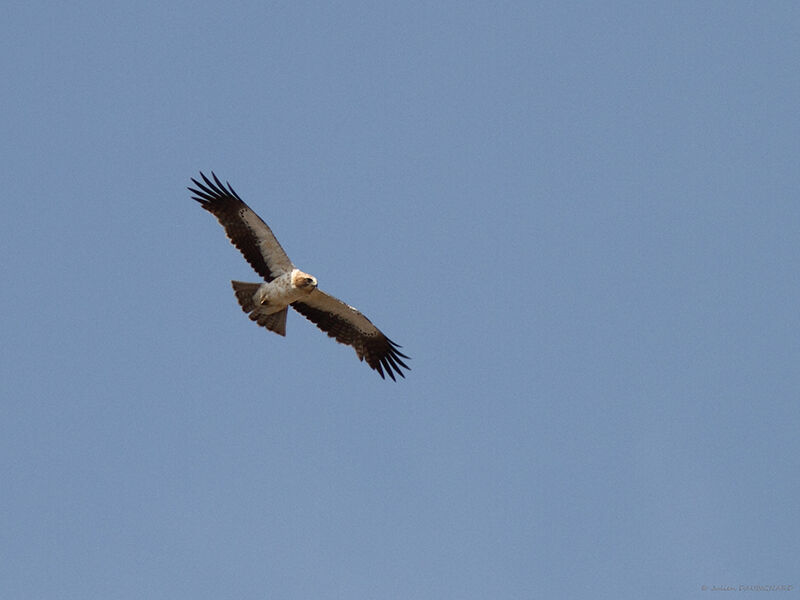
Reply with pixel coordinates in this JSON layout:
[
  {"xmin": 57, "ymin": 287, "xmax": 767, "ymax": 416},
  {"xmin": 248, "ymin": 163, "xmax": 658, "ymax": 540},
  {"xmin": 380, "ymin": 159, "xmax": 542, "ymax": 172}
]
[{"xmin": 189, "ymin": 172, "xmax": 410, "ymax": 380}]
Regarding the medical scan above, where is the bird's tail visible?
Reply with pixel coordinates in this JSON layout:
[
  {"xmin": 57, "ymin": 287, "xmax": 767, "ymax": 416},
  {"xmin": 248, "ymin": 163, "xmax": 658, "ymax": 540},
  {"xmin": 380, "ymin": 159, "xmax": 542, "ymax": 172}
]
[
  {"xmin": 249, "ymin": 307, "xmax": 288, "ymax": 336},
  {"xmin": 231, "ymin": 280, "xmax": 288, "ymax": 336},
  {"xmin": 231, "ymin": 281, "xmax": 261, "ymax": 312}
]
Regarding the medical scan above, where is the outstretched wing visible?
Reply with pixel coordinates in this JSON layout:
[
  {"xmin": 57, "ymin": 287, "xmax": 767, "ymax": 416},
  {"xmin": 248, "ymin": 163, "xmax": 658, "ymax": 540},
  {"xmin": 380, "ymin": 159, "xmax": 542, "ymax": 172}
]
[
  {"xmin": 189, "ymin": 172, "xmax": 293, "ymax": 282},
  {"xmin": 292, "ymin": 290, "xmax": 410, "ymax": 381}
]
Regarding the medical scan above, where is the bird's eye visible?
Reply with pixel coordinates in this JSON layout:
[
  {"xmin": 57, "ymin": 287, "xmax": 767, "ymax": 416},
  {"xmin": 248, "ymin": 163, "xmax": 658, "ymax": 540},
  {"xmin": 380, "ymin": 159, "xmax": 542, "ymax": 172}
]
[{"xmin": 305, "ymin": 278, "xmax": 314, "ymax": 284}]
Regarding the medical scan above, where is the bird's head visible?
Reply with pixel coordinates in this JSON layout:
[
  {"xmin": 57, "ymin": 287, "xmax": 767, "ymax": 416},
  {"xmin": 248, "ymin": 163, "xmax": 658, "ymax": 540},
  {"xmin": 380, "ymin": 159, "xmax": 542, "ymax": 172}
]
[{"xmin": 293, "ymin": 270, "xmax": 318, "ymax": 292}]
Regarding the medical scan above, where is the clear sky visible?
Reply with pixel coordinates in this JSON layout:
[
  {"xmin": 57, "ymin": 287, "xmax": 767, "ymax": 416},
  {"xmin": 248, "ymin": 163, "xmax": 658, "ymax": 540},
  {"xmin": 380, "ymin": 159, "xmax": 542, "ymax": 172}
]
[{"xmin": 2, "ymin": 2, "xmax": 799, "ymax": 598}]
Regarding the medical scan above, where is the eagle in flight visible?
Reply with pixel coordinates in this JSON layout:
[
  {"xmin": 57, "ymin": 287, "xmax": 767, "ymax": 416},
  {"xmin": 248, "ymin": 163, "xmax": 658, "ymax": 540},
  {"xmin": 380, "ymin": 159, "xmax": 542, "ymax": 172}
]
[{"xmin": 189, "ymin": 172, "xmax": 410, "ymax": 380}]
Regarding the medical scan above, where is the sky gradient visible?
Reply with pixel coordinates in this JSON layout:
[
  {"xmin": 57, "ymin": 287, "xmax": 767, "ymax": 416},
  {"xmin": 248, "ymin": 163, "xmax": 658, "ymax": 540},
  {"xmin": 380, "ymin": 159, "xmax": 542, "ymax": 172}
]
[{"xmin": 2, "ymin": 2, "xmax": 799, "ymax": 598}]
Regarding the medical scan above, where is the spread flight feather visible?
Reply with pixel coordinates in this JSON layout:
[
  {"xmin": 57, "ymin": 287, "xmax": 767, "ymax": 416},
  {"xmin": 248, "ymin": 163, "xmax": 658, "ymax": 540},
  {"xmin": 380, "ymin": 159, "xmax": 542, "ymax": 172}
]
[{"xmin": 189, "ymin": 172, "xmax": 410, "ymax": 380}]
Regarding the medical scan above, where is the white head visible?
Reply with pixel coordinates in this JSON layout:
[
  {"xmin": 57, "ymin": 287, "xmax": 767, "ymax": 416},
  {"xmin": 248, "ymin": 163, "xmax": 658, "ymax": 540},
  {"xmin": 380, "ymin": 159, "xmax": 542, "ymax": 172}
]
[{"xmin": 292, "ymin": 269, "xmax": 318, "ymax": 292}]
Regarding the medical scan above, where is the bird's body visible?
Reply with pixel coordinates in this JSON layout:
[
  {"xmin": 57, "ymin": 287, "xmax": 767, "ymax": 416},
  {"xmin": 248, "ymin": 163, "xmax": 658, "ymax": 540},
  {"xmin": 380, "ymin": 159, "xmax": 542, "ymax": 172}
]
[
  {"xmin": 251, "ymin": 269, "xmax": 318, "ymax": 315},
  {"xmin": 188, "ymin": 172, "xmax": 409, "ymax": 380}
]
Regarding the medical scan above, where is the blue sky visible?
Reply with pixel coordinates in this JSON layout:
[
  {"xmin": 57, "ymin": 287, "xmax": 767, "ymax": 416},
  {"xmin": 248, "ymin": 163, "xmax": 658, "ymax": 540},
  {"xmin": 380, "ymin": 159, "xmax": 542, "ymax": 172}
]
[{"xmin": 2, "ymin": 2, "xmax": 799, "ymax": 598}]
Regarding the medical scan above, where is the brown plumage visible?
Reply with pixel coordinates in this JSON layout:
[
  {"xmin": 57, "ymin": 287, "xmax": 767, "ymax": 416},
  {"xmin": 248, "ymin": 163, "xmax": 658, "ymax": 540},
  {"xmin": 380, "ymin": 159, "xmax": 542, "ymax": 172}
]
[{"xmin": 189, "ymin": 172, "xmax": 410, "ymax": 380}]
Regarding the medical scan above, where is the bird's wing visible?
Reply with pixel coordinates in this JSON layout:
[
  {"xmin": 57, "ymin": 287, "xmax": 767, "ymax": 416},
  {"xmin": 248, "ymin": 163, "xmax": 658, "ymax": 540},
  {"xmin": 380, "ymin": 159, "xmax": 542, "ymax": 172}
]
[
  {"xmin": 189, "ymin": 172, "xmax": 293, "ymax": 281},
  {"xmin": 292, "ymin": 290, "xmax": 410, "ymax": 380}
]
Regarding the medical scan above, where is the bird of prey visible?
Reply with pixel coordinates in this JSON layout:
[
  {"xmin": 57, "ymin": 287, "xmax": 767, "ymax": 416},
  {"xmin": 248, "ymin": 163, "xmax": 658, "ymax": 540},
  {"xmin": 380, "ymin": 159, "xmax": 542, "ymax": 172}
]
[{"xmin": 189, "ymin": 172, "xmax": 410, "ymax": 380}]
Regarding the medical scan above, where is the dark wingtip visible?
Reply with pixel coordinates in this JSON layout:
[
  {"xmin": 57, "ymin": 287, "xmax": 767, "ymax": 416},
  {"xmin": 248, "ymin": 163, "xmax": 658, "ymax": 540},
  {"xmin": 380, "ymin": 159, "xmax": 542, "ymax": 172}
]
[
  {"xmin": 374, "ymin": 338, "xmax": 410, "ymax": 381},
  {"xmin": 189, "ymin": 171, "xmax": 245, "ymax": 208}
]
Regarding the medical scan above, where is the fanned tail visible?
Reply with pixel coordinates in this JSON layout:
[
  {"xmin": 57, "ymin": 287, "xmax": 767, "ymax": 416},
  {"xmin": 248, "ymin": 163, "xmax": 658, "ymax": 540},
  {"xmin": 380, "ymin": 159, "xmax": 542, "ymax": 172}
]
[
  {"xmin": 231, "ymin": 281, "xmax": 288, "ymax": 336},
  {"xmin": 231, "ymin": 281, "xmax": 261, "ymax": 312}
]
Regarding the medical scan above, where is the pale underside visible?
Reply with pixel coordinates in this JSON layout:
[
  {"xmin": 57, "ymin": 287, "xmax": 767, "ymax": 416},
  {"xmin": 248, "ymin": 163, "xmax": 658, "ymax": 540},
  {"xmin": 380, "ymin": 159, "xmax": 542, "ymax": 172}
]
[{"xmin": 189, "ymin": 171, "xmax": 410, "ymax": 379}]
